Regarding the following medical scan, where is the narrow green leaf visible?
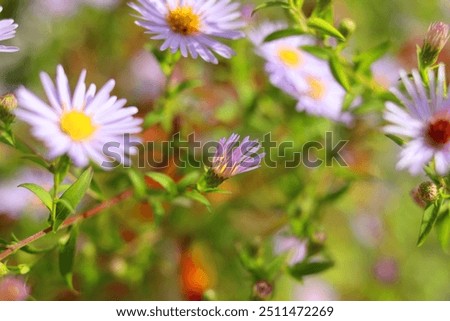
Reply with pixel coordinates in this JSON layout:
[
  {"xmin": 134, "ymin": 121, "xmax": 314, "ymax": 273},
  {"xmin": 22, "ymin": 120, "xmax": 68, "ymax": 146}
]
[
  {"xmin": 329, "ymin": 55, "xmax": 350, "ymax": 91},
  {"xmin": 289, "ymin": 260, "xmax": 334, "ymax": 279},
  {"xmin": 128, "ymin": 169, "xmax": 147, "ymax": 200},
  {"xmin": 59, "ymin": 227, "xmax": 78, "ymax": 290},
  {"xmin": 320, "ymin": 183, "xmax": 351, "ymax": 204},
  {"xmin": 177, "ymin": 171, "xmax": 201, "ymax": 190},
  {"xmin": 263, "ymin": 28, "xmax": 305, "ymax": 42},
  {"xmin": 145, "ymin": 172, "xmax": 177, "ymax": 196},
  {"xmin": 21, "ymin": 155, "xmax": 50, "ymax": 169},
  {"xmin": 435, "ymin": 208, "xmax": 450, "ymax": 253},
  {"xmin": 307, "ymin": 17, "xmax": 345, "ymax": 41},
  {"xmin": 252, "ymin": 1, "xmax": 291, "ymax": 16},
  {"xmin": 300, "ymin": 45, "xmax": 332, "ymax": 60},
  {"xmin": 19, "ymin": 183, "xmax": 53, "ymax": 210},
  {"xmin": 417, "ymin": 201, "xmax": 442, "ymax": 246},
  {"xmin": 355, "ymin": 41, "xmax": 391, "ymax": 72},
  {"xmin": 385, "ymin": 134, "xmax": 405, "ymax": 147},
  {"xmin": 54, "ymin": 168, "xmax": 93, "ymax": 231},
  {"xmin": 185, "ymin": 190, "xmax": 212, "ymax": 212},
  {"xmin": 149, "ymin": 198, "xmax": 165, "ymax": 225}
]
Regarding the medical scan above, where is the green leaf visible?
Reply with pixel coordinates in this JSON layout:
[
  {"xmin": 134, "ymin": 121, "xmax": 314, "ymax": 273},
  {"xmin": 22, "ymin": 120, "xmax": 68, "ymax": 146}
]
[
  {"xmin": 289, "ymin": 260, "xmax": 334, "ymax": 279},
  {"xmin": 128, "ymin": 169, "xmax": 147, "ymax": 200},
  {"xmin": 21, "ymin": 155, "xmax": 50, "ymax": 169},
  {"xmin": 320, "ymin": 183, "xmax": 351, "ymax": 204},
  {"xmin": 169, "ymin": 80, "xmax": 201, "ymax": 97},
  {"xmin": 385, "ymin": 134, "xmax": 405, "ymax": 147},
  {"xmin": 329, "ymin": 55, "xmax": 350, "ymax": 91},
  {"xmin": 355, "ymin": 41, "xmax": 391, "ymax": 72},
  {"xmin": 435, "ymin": 207, "xmax": 450, "ymax": 253},
  {"xmin": 300, "ymin": 45, "xmax": 332, "ymax": 60},
  {"xmin": 149, "ymin": 198, "xmax": 165, "ymax": 225},
  {"xmin": 417, "ymin": 201, "xmax": 442, "ymax": 247},
  {"xmin": 307, "ymin": 17, "xmax": 345, "ymax": 41},
  {"xmin": 263, "ymin": 28, "xmax": 305, "ymax": 42},
  {"xmin": 185, "ymin": 190, "xmax": 212, "ymax": 212},
  {"xmin": 177, "ymin": 171, "xmax": 201, "ymax": 190},
  {"xmin": 53, "ymin": 168, "xmax": 93, "ymax": 231},
  {"xmin": 18, "ymin": 183, "xmax": 53, "ymax": 211},
  {"xmin": 59, "ymin": 227, "xmax": 78, "ymax": 290},
  {"xmin": 145, "ymin": 172, "xmax": 177, "ymax": 196},
  {"xmin": 252, "ymin": 1, "xmax": 291, "ymax": 16}
]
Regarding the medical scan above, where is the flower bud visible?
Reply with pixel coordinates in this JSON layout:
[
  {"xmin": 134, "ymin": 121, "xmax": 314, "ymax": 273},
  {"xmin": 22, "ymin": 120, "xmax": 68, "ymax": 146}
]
[
  {"xmin": 253, "ymin": 280, "xmax": 273, "ymax": 300},
  {"xmin": 420, "ymin": 22, "xmax": 449, "ymax": 67},
  {"xmin": 0, "ymin": 93, "xmax": 17, "ymax": 124},
  {"xmin": 0, "ymin": 262, "xmax": 8, "ymax": 277},
  {"xmin": 410, "ymin": 186, "xmax": 427, "ymax": 208},
  {"xmin": 339, "ymin": 19, "xmax": 356, "ymax": 38},
  {"xmin": 418, "ymin": 181, "xmax": 439, "ymax": 203}
]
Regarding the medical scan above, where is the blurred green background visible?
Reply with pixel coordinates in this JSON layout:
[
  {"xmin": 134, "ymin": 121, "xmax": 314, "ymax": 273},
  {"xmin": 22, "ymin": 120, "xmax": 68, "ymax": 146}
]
[{"xmin": 0, "ymin": 0, "xmax": 449, "ymax": 300}]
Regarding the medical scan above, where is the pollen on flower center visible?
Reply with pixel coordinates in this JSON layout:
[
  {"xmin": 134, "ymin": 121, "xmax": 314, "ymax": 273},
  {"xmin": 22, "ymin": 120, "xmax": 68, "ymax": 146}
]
[
  {"xmin": 166, "ymin": 6, "xmax": 201, "ymax": 36},
  {"xmin": 426, "ymin": 117, "xmax": 450, "ymax": 147},
  {"xmin": 60, "ymin": 111, "xmax": 96, "ymax": 141},
  {"xmin": 277, "ymin": 48, "xmax": 302, "ymax": 67},
  {"xmin": 306, "ymin": 76, "xmax": 325, "ymax": 100}
]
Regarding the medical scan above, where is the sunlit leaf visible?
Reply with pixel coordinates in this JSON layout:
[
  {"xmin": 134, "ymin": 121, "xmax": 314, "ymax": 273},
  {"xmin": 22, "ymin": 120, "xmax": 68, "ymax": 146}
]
[
  {"xmin": 18, "ymin": 183, "xmax": 52, "ymax": 211},
  {"xmin": 307, "ymin": 17, "xmax": 345, "ymax": 41}
]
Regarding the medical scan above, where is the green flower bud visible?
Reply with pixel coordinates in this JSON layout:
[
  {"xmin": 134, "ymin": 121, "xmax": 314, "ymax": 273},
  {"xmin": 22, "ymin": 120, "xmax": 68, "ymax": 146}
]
[
  {"xmin": 420, "ymin": 22, "xmax": 449, "ymax": 68},
  {"xmin": 0, "ymin": 93, "xmax": 17, "ymax": 124},
  {"xmin": 339, "ymin": 19, "xmax": 356, "ymax": 38},
  {"xmin": 0, "ymin": 262, "xmax": 9, "ymax": 277},
  {"xmin": 418, "ymin": 181, "xmax": 439, "ymax": 203}
]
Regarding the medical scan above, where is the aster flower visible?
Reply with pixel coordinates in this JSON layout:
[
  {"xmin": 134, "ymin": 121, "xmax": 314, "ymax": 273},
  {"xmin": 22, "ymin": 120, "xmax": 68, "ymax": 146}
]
[
  {"xmin": 0, "ymin": 6, "xmax": 19, "ymax": 53},
  {"xmin": 384, "ymin": 64, "xmax": 450, "ymax": 175},
  {"xmin": 198, "ymin": 134, "xmax": 264, "ymax": 190},
  {"xmin": 288, "ymin": 59, "xmax": 354, "ymax": 124},
  {"xmin": 15, "ymin": 65, "xmax": 142, "ymax": 168},
  {"xmin": 129, "ymin": 0, "xmax": 245, "ymax": 64},
  {"xmin": 249, "ymin": 22, "xmax": 318, "ymax": 94}
]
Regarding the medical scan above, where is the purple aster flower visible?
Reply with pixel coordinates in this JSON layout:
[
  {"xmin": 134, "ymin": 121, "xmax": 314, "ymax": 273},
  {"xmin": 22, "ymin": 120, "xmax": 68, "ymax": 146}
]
[
  {"xmin": 129, "ymin": 0, "xmax": 245, "ymax": 64},
  {"xmin": 0, "ymin": 276, "xmax": 30, "ymax": 301},
  {"xmin": 198, "ymin": 134, "xmax": 264, "ymax": 190},
  {"xmin": 0, "ymin": 6, "xmax": 19, "ymax": 53},
  {"xmin": 384, "ymin": 64, "xmax": 450, "ymax": 175}
]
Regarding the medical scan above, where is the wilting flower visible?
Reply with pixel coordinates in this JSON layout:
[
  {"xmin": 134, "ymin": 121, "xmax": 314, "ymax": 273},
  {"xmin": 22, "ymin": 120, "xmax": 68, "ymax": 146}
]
[
  {"xmin": 198, "ymin": 134, "xmax": 264, "ymax": 190},
  {"xmin": 129, "ymin": 0, "xmax": 245, "ymax": 64},
  {"xmin": 15, "ymin": 65, "xmax": 142, "ymax": 168},
  {"xmin": 384, "ymin": 64, "xmax": 450, "ymax": 175},
  {"xmin": 0, "ymin": 276, "xmax": 30, "ymax": 301},
  {"xmin": 0, "ymin": 6, "xmax": 19, "ymax": 53}
]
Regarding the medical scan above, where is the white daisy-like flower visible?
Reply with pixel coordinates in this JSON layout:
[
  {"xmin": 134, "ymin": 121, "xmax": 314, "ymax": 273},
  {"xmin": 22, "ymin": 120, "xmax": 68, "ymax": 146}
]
[
  {"xmin": 129, "ymin": 0, "xmax": 245, "ymax": 64},
  {"xmin": 0, "ymin": 6, "xmax": 19, "ymax": 53},
  {"xmin": 15, "ymin": 65, "xmax": 142, "ymax": 168},
  {"xmin": 250, "ymin": 22, "xmax": 318, "ymax": 94},
  {"xmin": 288, "ymin": 59, "xmax": 354, "ymax": 124},
  {"xmin": 384, "ymin": 64, "xmax": 450, "ymax": 175}
]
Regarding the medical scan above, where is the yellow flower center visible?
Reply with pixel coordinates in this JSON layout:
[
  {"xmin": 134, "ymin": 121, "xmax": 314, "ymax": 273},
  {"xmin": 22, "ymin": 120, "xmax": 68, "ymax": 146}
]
[
  {"xmin": 60, "ymin": 111, "xmax": 96, "ymax": 141},
  {"xmin": 277, "ymin": 48, "xmax": 302, "ymax": 67},
  {"xmin": 166, "ymin": 6, "xmax": 201, "ymax": 36},
  {"xmin": 306, "ymin": 76, "xmax": 326, "ymax": 100}
]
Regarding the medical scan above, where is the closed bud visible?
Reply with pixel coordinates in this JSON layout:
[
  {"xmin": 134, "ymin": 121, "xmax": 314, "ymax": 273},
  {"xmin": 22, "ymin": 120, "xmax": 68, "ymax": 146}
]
[
  {"xmin": 0, "ymin": 93, "xmax": 17, "ymax": 124},
  {"xmin": 253, "ymin": 280, "xmax": 273, "ymax": 300},
  {"xmin": 420, "ymin": 22, "xmax": 449, "ymax": 67},
  {"xmin": 418, "ymin": 181, "xmax": 439, "ymax": 203},
  {"xmin": 339, "ymin": 19, "xmax": 356, "ymax": 38},
  {"xmin": 410, "ymin": 186, "xmax": 427, "ymax": 208},
  {"xmin": 0, "ymin": 262, "xmax": 8, "ymax": 277}
]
